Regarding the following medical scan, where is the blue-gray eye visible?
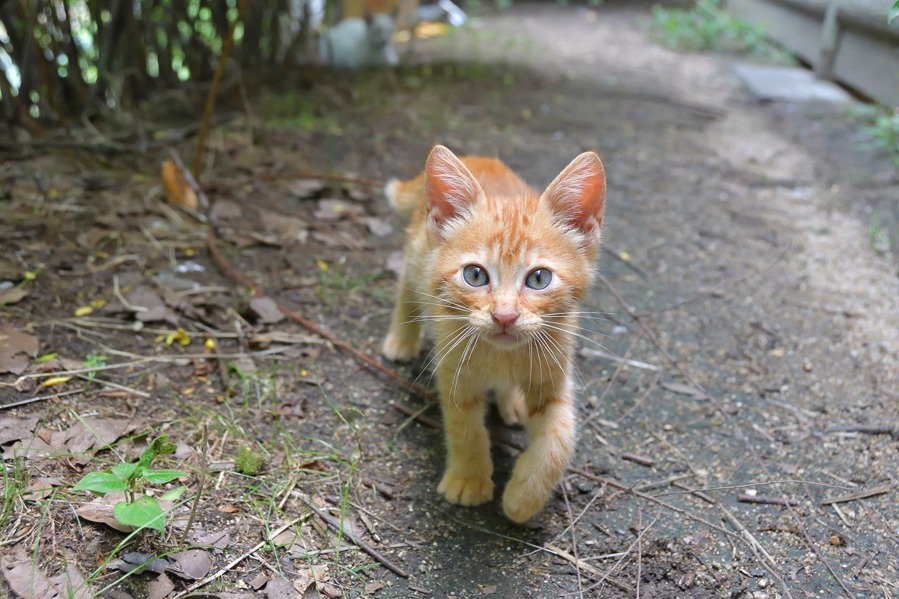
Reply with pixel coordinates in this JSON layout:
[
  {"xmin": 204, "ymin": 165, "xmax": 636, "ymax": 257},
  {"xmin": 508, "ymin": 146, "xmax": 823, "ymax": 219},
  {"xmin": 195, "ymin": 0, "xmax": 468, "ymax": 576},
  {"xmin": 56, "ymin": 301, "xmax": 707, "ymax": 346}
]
[
  {"xmin": 525, "ymin": 269, "xmax": 552, "ymax": 290},
  {"xmin": 462, "ymin": 265, "xmax": 489, "ymax": 287}
]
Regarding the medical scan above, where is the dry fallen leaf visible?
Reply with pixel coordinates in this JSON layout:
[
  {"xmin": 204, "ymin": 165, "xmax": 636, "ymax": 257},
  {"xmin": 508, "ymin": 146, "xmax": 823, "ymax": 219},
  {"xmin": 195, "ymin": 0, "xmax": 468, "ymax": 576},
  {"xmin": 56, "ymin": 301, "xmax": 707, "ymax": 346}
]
[
  {"xmin": 0, "ymin": 286, "xmax": 29, "ymax": 305},
  {"xmin": 0, "ymin": 325, "xmax": 39, "ymax": 375},
  {"xmin": 147, "ymin": 573, "xmax": 176, "ymax": 599},
  {"xmin": 0, "ymin": 547, "xmax": 54, "ymax": 598},
  {"xmin": 161, "ymin": 159, "xmax": 199, "ymax": 210},
  {"xmin": 249, "ymin": 296, "xmax": 285, "ymax": 324},
  {"xmin": 266, "ymin": 576, "xmax": 301, "ymax": 598},
  {"xmin": 0, "ymin": 416, "xmax": 39, "ymax": 445},
  {"xmin": 167, "ymin": 549, "xmax": 213, "ymax": 580}
]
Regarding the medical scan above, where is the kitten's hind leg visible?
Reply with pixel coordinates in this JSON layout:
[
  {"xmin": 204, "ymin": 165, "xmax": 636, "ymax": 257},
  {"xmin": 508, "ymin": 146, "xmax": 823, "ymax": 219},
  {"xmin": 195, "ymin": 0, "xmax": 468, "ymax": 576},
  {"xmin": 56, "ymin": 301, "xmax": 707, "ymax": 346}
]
[
  {"xmin": 502, "ymin": 390, "xmax": 576, "ymax": 523},
  {"xmin": 382, "ymin": 272, "xmax": 422, "ymax": 362},
  {"xmin": 498, "ymin": 387, "xmax": 528, "ymax": 427}
]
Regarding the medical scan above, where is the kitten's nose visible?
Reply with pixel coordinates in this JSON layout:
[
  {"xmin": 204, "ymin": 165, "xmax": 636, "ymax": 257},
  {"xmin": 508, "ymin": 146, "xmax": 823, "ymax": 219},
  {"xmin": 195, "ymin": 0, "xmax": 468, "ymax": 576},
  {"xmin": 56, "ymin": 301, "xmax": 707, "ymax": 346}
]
[{"xmin": 491, "ymin": 311, "xmax": 519, "ymax": 331}]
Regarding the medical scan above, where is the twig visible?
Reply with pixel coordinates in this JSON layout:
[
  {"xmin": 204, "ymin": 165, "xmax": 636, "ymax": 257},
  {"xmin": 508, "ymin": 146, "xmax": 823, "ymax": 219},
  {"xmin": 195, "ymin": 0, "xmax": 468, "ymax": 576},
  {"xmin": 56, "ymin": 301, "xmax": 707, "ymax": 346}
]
[
  {"xmin": 737, "ymin": 494, "xmax": 799, "ymax": 507},
  {"xmin": 621, "ymin": 453, "xmax": 654, "ymax": 468},
  {"xmin": 179, "ymin": 425, "xmax": 208, "ymax": 548},
  {"xmin": 825, "ymin": 425, "xmax": 898, "ymax": 439},
  {"xmin": 298, "ymin": 496, "xmax": 409, "ymax": 578},
  {"xmin": 0, "ymin": 387, "xmax": 85, "ymax": 410},
  {"xmin": 579, "ymin": 347, "xmax": 660, "ymax": 371},
  {"xmin": 636, "ymin": 505, "xmax": 642, "ymax": 599},
  {"xmin": 670, "ymin": 480, "xmax": 715, "ymax": 504},
  {"xmin": 561, "ymin": 485, "xmax": 584, "ymax": 599},
  {"xmin": 171, "ymin": 515, "xmax": 306, "ymax": 598},
  {"xmin": 821, "ymin": 486, "xmax": 890, "ymax": 506},
  {"xmin": 545, "ymin": 543, "xmax": 634, "ymax": 594},
  {"xmin": 113, "ymin": 275, "xmax": 146, "ymax": 312},
  {"xmin": 191, "ymin": 0, "xmax": 250, "ymax": 180},
  {"xmin": 392, "ymin": 402, "xmax": 441, "ymax": 429}
]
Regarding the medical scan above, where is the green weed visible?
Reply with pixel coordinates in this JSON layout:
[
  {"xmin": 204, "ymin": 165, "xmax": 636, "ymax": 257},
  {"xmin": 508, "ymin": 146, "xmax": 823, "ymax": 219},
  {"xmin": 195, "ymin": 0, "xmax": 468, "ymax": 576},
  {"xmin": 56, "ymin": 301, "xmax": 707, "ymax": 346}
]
[
  {"xmin": 72, "ymin": 435, "xmax": 189, "ymax": 532},
  {"xmin": 651, "ymin": 0, "xmax": 792, "ymax": 62}
]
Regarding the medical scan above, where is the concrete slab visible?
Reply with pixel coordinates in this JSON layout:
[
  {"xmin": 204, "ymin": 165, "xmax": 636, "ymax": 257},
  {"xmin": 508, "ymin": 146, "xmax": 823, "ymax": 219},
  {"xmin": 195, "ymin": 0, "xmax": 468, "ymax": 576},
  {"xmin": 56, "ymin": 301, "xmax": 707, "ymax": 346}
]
[{"xmin": 731, "ymin": 62, "xmax": 853, "ymax": 102}]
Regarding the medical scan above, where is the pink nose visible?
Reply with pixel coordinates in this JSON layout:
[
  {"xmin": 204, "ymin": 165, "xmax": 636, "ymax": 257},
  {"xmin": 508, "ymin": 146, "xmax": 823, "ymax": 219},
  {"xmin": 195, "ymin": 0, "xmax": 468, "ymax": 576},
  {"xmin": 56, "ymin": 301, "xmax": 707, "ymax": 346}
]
[{"xmin": 491, "ymin": 312, "xmax": 519, "ymax": 330}]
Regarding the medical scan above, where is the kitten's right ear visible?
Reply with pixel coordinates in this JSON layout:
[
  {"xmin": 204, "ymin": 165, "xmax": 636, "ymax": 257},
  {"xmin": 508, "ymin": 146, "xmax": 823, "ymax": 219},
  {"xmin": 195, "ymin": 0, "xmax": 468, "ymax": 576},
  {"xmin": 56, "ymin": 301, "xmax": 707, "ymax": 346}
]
[{"xmin": 425, "ymin": 145, "xmax": 482, "ymax": 238}]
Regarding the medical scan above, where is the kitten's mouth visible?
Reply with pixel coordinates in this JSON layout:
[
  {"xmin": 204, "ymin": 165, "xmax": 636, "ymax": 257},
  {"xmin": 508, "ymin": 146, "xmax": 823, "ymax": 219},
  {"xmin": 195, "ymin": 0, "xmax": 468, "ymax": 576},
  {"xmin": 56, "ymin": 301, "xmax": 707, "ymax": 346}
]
[{"xmin": 488, "ymin": 331, "xmax": 523, "ymax": 346}]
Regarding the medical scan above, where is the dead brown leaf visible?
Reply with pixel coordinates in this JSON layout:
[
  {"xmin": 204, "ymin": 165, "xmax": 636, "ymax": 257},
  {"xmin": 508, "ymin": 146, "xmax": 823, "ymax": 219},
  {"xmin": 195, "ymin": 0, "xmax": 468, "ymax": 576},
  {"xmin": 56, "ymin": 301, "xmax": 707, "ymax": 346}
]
[
  {"xmin": 0, "ymin": 286, "xmax": 29, "ymax": 305},
  {"xmin": 210, "ymin": 199, "xmax": 244, "ymax": 222},
  {"xmin": 313, "ymin": 199, "xmax": 362, "ymax": 221},
  {"xmin": 249, "ymin": 296, "xmax": 286, "ymax": 324},
  {"xmin": 267, "ymin": 576, "xmax": 301, "ymax": 598},
  {"xmin": 364, "ymin": 581, "xmax": 387, "ymax": 594},
  {"xmin": 0, "ymin": 325, "xmax": 39, "ymax": 375},
  {"xmin": 124, "ymin": 285, "xmax": 179, "ymax": 324},
  {"xmin": 147, "ymin": 573, "xmax": 176, "ymax": 599},
  {"xmin": 161, "ymin": 159, "xmax": 198, "ymax": 210},
  {"xmin": 52, "ymin": 417, "xmax": 139, "ymax": 455},
  {"xmin": 287, "ymin": 179, "xmax": 327, "ymax": 199},
  {"xmin": 167, "ymin": 549, "xmax": 213, "ymax": 580},
  {"xmin": 362, "ymin": 216, "xmax": 394, "ymax": 237},
  {"xmin": 0, "ymin": 416, "xmax": 39, "ymax": 445},
  {"xmin": 0, "ymin": 547, "xmax": 55, "ymax": 598},
  {"xmin": 260, "ymin": 209, "xmax": 309, "ymax": 244},
  {"xmin": 76, "ymin": 492, "xmax": 134, "ymax": 532}
]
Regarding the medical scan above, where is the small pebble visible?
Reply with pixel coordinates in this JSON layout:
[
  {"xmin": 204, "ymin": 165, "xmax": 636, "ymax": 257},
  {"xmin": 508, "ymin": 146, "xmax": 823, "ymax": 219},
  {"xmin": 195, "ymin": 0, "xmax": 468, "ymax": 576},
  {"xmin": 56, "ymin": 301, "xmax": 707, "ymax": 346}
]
[{"xmin": 830, "ymin": 535, "xmax": 841, "ymax": 546}]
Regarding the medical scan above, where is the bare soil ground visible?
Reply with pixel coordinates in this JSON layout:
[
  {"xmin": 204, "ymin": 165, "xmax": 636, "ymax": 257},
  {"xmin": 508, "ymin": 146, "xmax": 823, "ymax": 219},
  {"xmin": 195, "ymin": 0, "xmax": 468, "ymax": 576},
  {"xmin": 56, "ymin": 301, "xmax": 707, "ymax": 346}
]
[{"xmin": 1, "ymin": 3, "xmax": 897, "ymax": 598}]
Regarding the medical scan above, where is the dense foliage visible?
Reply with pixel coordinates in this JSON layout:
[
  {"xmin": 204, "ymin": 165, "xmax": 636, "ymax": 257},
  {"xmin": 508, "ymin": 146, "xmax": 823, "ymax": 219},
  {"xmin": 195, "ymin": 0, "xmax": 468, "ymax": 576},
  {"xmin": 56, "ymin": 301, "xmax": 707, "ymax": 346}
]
[{"xmin": 0, "ymin": 0, "xmax": 320, "ymax": 127}]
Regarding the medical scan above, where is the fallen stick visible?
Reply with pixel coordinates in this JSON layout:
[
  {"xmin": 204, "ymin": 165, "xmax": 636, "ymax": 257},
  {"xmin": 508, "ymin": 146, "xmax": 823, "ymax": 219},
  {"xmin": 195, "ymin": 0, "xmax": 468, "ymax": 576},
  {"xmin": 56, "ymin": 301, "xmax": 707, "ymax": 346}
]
[
  {"xmin": 299, "ymin": 497, "xmax": 410, "ymax": 578},
  {"xmin": 738, "ymin": 494, "xmax": 799, "ymax": 507},
  {"xmin": 544, "ymin": 543, "xmax": 634, "ymax": 594},
  {"xmin": 821, "ymin": 486, "xmax": 890, "ymax": 506}
]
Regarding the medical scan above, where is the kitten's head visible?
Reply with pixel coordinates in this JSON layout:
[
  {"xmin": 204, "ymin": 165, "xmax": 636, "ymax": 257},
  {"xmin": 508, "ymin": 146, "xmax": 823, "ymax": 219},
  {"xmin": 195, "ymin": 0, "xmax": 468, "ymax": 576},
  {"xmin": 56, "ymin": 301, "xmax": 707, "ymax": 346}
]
[{"xmin": 424, "ymin": 145, "xmax": 606, "ymax": 350}]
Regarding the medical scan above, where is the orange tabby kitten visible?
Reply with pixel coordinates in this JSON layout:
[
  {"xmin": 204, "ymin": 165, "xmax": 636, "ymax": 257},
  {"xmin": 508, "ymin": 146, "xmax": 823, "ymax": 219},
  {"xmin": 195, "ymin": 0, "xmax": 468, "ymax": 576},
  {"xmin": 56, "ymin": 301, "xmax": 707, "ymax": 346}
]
[{"xmin": 383, "ymin": 145, "xmax": 606, "ymax": 523}]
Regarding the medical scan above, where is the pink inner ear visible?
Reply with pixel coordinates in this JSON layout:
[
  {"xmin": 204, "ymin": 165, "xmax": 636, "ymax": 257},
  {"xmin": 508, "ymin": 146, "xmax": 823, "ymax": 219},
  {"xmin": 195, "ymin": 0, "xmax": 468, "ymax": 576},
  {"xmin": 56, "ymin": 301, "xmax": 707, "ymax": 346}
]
[
  {"xmin": 425, "ymin": 146, "xmax": 481, "ymax": 232},
  {"xmin": 544, "ymin": 152, "xmax": 606, "ymax": 236}
]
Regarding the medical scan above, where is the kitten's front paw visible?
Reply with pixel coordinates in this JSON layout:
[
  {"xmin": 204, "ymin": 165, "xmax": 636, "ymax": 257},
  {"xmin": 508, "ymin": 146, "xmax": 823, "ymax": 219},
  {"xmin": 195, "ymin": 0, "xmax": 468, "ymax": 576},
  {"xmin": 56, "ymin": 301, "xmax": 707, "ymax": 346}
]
[
  {"xmin": 381, "ymin": 333, "xmax": 421, "ymax": 362},
  {"xmin": 498, "ymin": 388, "xmax": 528, "ymax": 427},
  {"xmin": 502, "ymin": 476, "xmax": 547, "ymax": 523},
  {"xmin": 438, "ymin": 471, "xmax": 494, "ymax": 506}
]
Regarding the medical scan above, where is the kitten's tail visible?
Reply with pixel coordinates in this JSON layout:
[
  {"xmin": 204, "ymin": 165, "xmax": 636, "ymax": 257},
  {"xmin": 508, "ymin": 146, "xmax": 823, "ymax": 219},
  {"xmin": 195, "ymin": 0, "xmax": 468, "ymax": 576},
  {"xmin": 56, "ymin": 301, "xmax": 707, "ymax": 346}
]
[{"xmin": 384, "ymin": 177, "xmax": 419, "ymax": 219}]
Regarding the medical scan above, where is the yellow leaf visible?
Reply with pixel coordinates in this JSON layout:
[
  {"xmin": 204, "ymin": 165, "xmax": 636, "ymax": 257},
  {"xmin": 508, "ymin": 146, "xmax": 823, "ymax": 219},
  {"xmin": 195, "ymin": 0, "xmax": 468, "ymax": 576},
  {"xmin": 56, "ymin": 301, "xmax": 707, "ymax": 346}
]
[
  {"xmin": 40, "ymin": 376, "xmax": 72, "ymax": 388},
  {"xmin": 165, "ymin": 328, "xmax": 191, "ymax": 347},
  {"xmin": 618, "ymin": 251, "xmax": 630, "ymax": 261},
  {"xmin": 316, "ymin": 259, "xmax": 329, "ymax": 272},
  {"xmin": 769, "ymin": 348, "xmax": 785, "ymax": 357},
  {"xmin": 300, "ymin": 369, "xmax": 308, "ymax": 377},
  {"xmin": 23, "ymin": 271, "xmax": 37, "ymax": 281},
  {"xmin": 90, "ymin": 299, "xmax": 107, "ymax": 309},
  {"xmin": 205, "ymin": 338, "xmax": 216, "ymax": 351},
  {"xmin": 74, "ymin": 306, "xmax": 93, "ymax": 317}
]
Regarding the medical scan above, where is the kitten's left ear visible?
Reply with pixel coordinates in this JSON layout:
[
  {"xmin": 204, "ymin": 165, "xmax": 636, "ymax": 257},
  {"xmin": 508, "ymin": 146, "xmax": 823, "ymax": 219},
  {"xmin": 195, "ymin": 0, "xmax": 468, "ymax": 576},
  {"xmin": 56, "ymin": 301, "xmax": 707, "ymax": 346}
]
[{"xmin": 542, "ymin": 151, "xmax": 606, "ymax": 247}]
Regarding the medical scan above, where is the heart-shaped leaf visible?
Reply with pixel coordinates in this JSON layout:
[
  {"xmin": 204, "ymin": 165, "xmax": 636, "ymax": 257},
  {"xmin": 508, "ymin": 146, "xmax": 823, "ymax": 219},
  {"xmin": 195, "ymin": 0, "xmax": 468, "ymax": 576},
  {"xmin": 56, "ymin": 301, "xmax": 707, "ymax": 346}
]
[
  {"xmin": 114, "ymin": 497, "xmax": 166, "ymax": 532},
  {"xmin": 73, "ymin": 472, "xmax": 128, "ymax": 495},
  {"xmin": 111, "ymin": 462, "xmax": 138, "ymax": 480}
]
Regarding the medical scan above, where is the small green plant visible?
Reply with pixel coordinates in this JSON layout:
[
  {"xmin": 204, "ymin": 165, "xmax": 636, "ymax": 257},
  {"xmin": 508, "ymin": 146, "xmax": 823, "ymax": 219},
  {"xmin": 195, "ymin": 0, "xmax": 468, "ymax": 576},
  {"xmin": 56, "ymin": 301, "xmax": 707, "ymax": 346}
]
[
  {"xmin": 651, "ymin": 0, "xmax": 791, "ymax": 62},
  {"xmin": 890, "ymin": 1, "xmax": 898, "ymax": 24},
  {"xmin": 82, "ymin": 353, "xmax": 108, "ymax": 388},
  {"xmin": 849, "ymin": 104, "xmax": 899, "ymax": 168},
  {"xmin": 72, "ymin": 436, "xmax": 188, "ymax": 532}
]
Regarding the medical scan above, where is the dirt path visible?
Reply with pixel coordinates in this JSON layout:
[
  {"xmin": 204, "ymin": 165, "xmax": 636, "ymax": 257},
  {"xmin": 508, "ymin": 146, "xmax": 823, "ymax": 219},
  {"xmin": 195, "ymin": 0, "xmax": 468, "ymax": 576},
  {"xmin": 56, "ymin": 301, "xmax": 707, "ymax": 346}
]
[{"xmin": 1, "ymin": 3, "xmax": 897, "ymax": 598}]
